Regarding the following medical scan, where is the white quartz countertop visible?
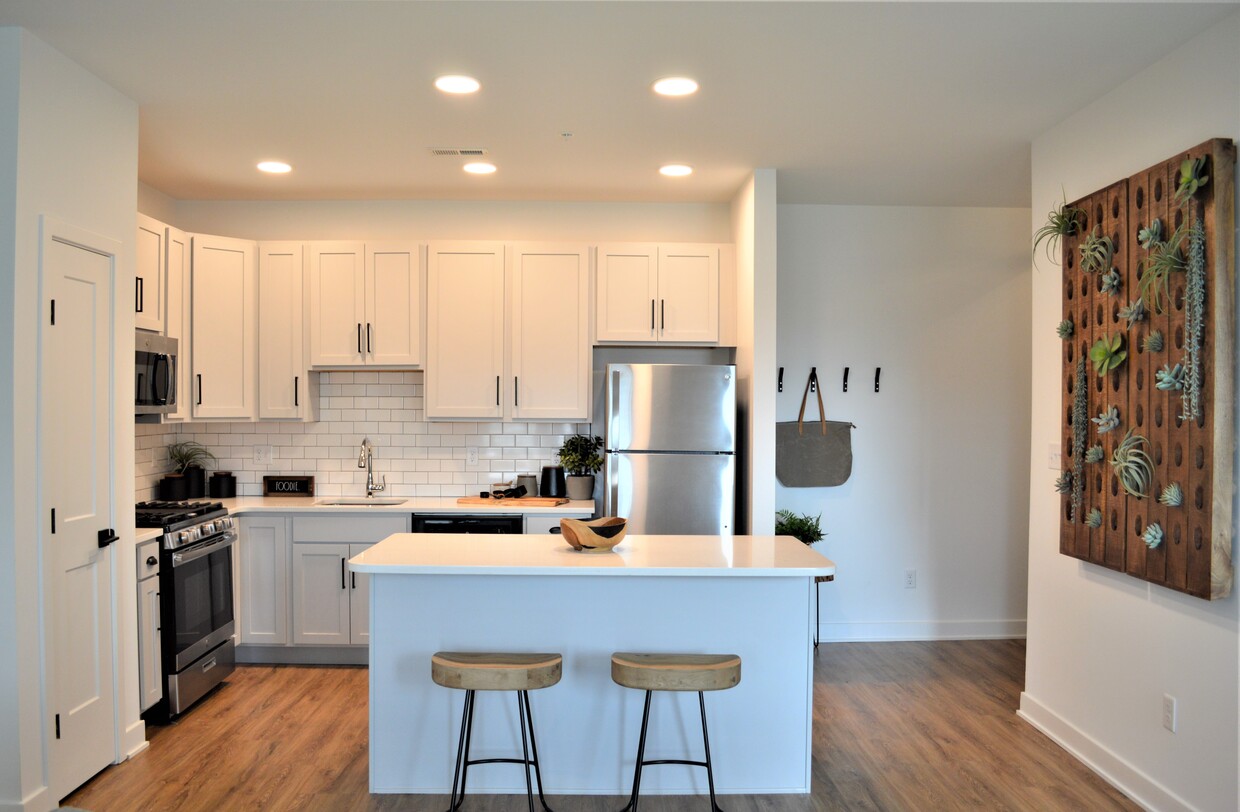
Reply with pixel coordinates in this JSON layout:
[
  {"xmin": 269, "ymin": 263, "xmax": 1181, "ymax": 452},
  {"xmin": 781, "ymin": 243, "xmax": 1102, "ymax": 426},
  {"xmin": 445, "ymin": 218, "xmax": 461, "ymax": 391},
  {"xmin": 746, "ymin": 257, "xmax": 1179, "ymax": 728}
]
[{"xmin": 349, "ymin": 533, "xmax": 836, "ymax": 577}]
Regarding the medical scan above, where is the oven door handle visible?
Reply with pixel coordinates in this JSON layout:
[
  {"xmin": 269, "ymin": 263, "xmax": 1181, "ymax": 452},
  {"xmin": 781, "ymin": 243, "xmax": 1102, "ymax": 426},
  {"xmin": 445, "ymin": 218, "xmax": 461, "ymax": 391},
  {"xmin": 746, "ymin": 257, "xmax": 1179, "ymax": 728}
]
[{"xmin": 170, "ymin": 531, "xmax": 237, "ymax": 567}]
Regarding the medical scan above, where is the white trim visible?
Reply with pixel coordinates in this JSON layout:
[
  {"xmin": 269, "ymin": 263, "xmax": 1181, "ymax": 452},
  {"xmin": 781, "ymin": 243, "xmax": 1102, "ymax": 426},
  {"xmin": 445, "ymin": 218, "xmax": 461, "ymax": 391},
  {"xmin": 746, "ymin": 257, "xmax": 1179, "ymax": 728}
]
[
  {"xmin": 1018, "ymin": 692, "xmax": 1197, "ymax": 812},
  {"xmin": 817, "ymin": 619, "xmax": 1026, "ymax": 642},
  {"xmin": 0, "ymin": 785, "xmax": 50, "ymax": 812},
  {"xmin": 122, "ymin": 721, "xmax": 148, "ymax": 760}
]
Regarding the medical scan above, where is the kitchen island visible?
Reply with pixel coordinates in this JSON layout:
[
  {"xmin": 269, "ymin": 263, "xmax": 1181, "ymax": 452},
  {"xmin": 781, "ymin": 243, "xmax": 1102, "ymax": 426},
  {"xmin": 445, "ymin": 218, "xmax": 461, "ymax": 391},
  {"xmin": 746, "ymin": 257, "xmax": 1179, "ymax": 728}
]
[{"xmin": 350, "ymin": 533, "xmax": 835, "ymax": 797}]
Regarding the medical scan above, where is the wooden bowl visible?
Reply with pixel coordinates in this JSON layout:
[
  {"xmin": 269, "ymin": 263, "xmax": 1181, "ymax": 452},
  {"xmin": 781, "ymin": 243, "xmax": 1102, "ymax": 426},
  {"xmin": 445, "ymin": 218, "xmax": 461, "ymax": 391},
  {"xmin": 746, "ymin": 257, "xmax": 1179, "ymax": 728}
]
[{"xmin": 560, "ymin": 517, "xmax": 627, "ymax": 553}]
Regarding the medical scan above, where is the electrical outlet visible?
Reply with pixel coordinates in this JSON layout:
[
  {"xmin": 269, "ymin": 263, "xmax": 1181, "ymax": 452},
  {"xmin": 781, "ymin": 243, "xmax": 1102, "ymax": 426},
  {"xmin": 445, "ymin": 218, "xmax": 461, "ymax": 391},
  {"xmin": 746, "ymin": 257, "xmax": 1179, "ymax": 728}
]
[
  {"xmin": 253, "ymin": 445, "xmax": 273, "ymax": 466},
  {"xmin": 466, "ymin": 447, "xmax": 479, "ymax": 465},
  {"xmin": 1048, "ymin": 443, "xmax": 1062, "ymax": 470},
  {"xmin": 1162, "ymin": 694, "xmax": 1177, "ymax": 732},
  {"xmin": 904, "ymin": 569, "xmax": 917, "ymax": 589}
]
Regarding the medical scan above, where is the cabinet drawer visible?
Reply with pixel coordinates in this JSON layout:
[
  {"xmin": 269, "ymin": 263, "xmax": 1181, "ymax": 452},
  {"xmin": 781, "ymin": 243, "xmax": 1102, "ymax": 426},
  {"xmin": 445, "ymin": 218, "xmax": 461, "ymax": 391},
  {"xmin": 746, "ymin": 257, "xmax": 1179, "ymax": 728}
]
[
  {"xmin": 137, "ymin": 539, "xmax": 161, "ymax": 579},
  {"xmin": 524, "ymin": 515, "xmax": 570, "ymax": 535},
  {"xmin": 292, "ymin": 515, "xmax": 409, "ymax": 543}
]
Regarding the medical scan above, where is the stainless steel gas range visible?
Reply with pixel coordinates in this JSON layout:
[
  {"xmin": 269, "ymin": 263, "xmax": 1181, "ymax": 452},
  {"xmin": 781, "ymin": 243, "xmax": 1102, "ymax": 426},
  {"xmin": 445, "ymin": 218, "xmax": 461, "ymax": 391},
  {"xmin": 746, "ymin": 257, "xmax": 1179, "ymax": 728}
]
[{"xmin": 136, "ymin": 500, "xmax": 237, "ymax": 721}]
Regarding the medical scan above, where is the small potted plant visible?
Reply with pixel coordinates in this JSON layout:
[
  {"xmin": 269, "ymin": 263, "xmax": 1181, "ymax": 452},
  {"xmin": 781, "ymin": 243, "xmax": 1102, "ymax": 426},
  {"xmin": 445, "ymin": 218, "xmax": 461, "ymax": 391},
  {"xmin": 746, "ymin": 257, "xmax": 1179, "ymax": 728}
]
[
  {"xmin": 557, "ymin": 434, "xmax": 603, "ymax": 501},
  {"xmin": 775, "ymin": 509, "xmax": 824, "ymax": 546},
  {"xmin": 166, "ymin": 440, "xmax": 217, "ymax": 499}
]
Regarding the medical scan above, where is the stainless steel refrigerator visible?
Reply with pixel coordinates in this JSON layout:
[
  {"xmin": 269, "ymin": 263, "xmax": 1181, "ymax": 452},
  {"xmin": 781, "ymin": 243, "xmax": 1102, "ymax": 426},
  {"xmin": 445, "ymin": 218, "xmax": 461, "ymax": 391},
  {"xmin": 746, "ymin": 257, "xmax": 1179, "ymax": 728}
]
[{"xmin": 604, "ymin": 363, "xmax": 736, "ymax": 534}]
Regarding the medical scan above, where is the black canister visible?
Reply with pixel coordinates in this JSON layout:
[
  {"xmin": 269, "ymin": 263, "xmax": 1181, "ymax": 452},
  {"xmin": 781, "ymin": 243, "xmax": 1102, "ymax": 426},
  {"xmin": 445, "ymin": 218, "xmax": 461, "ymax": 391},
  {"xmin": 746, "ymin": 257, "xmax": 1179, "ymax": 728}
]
[
  {"xmin": 539, "ymin": 465, "xmax": 567, "ymax": 498},
  {"xmin": 185, "ymin": 465, "xmax": 206, "ymax": 498},
  {"xmin": 159, "ymin": 474, "xmax": 190, "ymax": 501},
  {"xmin": 209, "ymin": 471, "xmax": 237, "ymax": 498}
]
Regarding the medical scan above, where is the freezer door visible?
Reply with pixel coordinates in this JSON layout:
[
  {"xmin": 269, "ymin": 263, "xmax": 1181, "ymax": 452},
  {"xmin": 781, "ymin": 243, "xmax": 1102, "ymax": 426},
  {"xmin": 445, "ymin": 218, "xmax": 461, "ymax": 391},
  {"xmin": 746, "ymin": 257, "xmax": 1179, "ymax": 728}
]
[
  {"xmin": 606, "ymin": 363, "xmax": 736, "ymax": 452},
  {"xmin": 606, "ymin": 452, "xmax": 734, "ymax": 535}
]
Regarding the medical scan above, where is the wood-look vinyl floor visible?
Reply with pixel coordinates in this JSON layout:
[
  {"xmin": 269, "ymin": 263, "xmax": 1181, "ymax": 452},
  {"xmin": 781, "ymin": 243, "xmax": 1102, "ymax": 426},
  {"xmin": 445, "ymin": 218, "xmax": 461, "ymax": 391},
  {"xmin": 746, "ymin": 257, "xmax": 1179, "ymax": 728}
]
[{"xmin": 65, "ymin": 640, "xmax": 1139, "ymax": 811}]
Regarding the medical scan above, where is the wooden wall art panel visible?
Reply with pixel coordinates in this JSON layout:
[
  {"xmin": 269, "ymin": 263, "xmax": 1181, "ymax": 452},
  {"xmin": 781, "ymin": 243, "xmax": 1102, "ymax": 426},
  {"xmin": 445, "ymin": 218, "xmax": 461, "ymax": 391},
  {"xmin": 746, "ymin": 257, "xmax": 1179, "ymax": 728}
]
[{"xmin": 1058, "ymin": 138, "xmax": 1235, "ymax": 600}]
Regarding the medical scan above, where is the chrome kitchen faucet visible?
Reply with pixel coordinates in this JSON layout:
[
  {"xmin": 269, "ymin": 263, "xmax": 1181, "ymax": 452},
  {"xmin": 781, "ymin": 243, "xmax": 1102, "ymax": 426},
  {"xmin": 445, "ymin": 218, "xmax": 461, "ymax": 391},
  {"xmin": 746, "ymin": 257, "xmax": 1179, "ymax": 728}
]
[{"xmin": 358, "ymin": 438, "xmax": 386, "ymax": 497}]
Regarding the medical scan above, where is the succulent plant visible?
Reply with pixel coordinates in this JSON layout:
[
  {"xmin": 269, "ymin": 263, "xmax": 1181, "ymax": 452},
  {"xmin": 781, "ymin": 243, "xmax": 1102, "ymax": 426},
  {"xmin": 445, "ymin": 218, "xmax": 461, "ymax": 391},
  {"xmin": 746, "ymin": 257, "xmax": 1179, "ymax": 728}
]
[
  {"xmin": 1182, "ymin": 217, "xmax": 1206, "ymax": 420},
  {"xmin": 1110, "ymin": 429, "xmax": 1154, "ymax": 499},
  {"xmin": 1159, "ymin": 482, "xmax": 1184, "ymax": 508},
  {"xmin": 1141, "ymin": 222, "xmax": 1186, "ymax": 313},
  {"xmin": 1033, "ymin": 190, "xmax": 1084, "ymax": 265},
  {"xmin": 1100, "ymin": 268, "xmax": 1122, "ymax": 295},
  {"xmin": 1174, "ymin": 155, "xmax": 1209, "ymax": 207},
  {"xmin": 1085, "ymin": 508, "xmax": 1103, "ymax": 529},
  {"xmin": 1079, "ymin": 226, "xmax": 1114, "ymax": 275},
  {"xmin": 1138, "ymin": 219, "xmax": 1162, "ymax": 249},
  {"xmin": 1092, "ymin": 406, "xmax": 1120, "ymax": 434},
  {"xmin": 1054, "ymin": 472, "xmax": 1072, "ymax": 495},
  {"xmin": 1089, "ymin": 333, "xmax": 1126, "ymax": 376},
  {"xmin": 1118, "ymin": 298, "xmax": 1145, "ymax": 326},
  {"xmin": 1142, "ymin": 523, "xmax": 1165, "ymax": 550},
  {"xmin": 1084, "ymin": 444, "xmax": 1105, "ymax": 464},
  {"xmin": 1057, "ymin": 319, "xmax": 1073, "ymax": 340},
  {"xmin": 1143, "ymin": 330, "xmax": 1164, "ymax": 353},
  {"xmin": 1155, "ymin": 362, "xmax": 1184, "ymax": 391}
]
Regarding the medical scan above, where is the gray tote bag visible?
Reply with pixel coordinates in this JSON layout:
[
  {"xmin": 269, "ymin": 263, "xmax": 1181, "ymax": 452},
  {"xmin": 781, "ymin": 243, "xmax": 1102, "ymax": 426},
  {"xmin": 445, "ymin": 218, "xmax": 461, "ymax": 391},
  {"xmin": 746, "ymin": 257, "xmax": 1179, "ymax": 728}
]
[{"xmin": 776, "ymin": 369, "xmax": 856, "ymax": 487}]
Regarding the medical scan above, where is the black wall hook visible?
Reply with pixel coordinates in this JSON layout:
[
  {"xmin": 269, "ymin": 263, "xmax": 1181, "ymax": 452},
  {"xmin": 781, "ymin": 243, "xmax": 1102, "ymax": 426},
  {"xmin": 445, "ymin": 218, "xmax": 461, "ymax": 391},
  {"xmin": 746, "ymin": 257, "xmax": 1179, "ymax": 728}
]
[
  {"xmin": 809, "ymin": 367, "xmax": 818, "ymax": 393},
  {"xmin": 843, "ymin": 367, "xmax": 850, "ymax": 392},
  {"xmin": 778, "ymin": 367, "xmax": 784, "ymax": 393},
  {"xmin": 875, "ymin": 367, "xmax": 882, "ymax": 393}
]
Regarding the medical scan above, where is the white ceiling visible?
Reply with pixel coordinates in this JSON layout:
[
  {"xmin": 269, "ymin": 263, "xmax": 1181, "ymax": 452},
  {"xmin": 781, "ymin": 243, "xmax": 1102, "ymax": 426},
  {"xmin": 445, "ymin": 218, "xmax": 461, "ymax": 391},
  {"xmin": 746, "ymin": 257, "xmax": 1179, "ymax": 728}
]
[{"xmin": 2, "ymin": 1, "xmax": 1235, "ymax": 206}]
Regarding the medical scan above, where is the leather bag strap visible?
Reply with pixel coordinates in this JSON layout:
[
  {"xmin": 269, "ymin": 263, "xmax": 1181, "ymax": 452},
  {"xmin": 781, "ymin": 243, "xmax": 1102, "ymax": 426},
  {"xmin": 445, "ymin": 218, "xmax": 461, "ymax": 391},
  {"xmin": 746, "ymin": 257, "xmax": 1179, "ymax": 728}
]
[{"xmin": 796, "ymin": 370, "xmax": 827, "ymax": 435}]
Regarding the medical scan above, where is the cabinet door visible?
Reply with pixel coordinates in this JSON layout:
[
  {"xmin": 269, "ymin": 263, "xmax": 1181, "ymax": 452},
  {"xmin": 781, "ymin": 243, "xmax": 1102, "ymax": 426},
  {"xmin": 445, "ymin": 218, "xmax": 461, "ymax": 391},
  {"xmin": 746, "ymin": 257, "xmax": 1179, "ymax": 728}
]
[
  {"xmin": 135, "ymin": 213, "xmax": 165, "ymax": 333},
  {"xmin": 165, "ymin": 226, "xmax": 191, "ymax": 421},
  {"xmin": 657, "ymin": 245, "xmax": 719, "ymax": 343},
  {"xmin": 426, "ymin": 243, "xmax": 505, "ymax": 419},
  {"xmin": 366, "ymin": 243, "xmax": 422, "ymax": 366},
  {"xmin": 595, "ymin": 245, "xmax": 657, "ymax": 343},
  {"xmin": 291, "ymin": 542, "xmax": 351, "ymax": 645},
  {"xmin": 308, "ymin": 242, "xmax": 365, "ymax": 367},
  {"xmin": 348, "ymin": 543, "xmax": 373, "ymax": 645},
  {"xmin": 239, "ymin": 517, "xmax": 290, "ymax": 645},
  {"xmin": 137, "ymin": 576, "xmax": 162, "ymax": 711},
  {"xmin": 191, "ymin": 234, "xmax": 256, "ymax": 419},
  {"xmin": 510, "ymin": 245, "xmax": 591, "ymax": 420},
  {"xmin": 258, "ymin": 243, "xmax": 306, "ymax": 419}
]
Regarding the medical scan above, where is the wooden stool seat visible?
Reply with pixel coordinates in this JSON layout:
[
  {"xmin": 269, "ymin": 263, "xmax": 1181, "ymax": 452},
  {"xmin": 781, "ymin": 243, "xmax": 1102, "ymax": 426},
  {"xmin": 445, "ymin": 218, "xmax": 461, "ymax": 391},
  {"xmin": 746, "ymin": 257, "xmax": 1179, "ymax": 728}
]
[
  {"xmin": 432, "ymin": 651, "xmax": 562, "ymax": 692},
  {"xmin": 611, "ymin": 652, "xmax": 741, "ymax": 692}
]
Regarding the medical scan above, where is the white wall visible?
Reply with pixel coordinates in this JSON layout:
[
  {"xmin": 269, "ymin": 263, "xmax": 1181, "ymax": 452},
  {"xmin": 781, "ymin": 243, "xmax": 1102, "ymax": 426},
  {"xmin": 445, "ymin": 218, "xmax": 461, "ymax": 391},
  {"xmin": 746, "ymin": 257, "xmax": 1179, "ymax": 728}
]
[
  {"xmin": 1021, "ymin": 13, "xmax": 1240, "ymax": 812},
  {"xmin": 0, "ymin": 28, "xmax": 138, "ymax": 811},
  {"xmin": 777, "ymin": 204, "xmax": 1031, "ymax": 641}
]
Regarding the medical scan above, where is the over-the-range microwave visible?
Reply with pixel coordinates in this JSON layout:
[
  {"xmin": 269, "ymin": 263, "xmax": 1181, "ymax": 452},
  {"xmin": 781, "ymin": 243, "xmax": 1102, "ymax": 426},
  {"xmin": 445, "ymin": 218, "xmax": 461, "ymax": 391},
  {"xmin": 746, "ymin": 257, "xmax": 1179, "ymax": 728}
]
[{"xmin": 136, "ymin": 330, "xmax": 177, "ymax": 415}]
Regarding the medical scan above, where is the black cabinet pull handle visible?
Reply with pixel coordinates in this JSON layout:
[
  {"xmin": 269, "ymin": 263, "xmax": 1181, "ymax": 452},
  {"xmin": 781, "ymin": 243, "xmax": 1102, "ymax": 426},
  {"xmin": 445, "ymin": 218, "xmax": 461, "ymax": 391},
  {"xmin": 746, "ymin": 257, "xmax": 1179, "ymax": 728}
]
[
  {"xmin": 495, "ymin": 375, "xmax": 500, "ymax": 406},
  {"xmin": 661, "ymin": 299, "xmax": 665, "ymax": 331},
  {"xmin": 650, "ymin": 299, "xmax": 655, "ymax": 330},
  {"xmin": 357, "ymin": 323, "xmax": 362, "ymax": 354},
  {"xmin": 351, "ymin": 571, "xmax": 356, "ymax": 589},
  {"xmin": 341, "ymin": 558, "xmax": 346, "ymax": 590},
  {"xmin": 136, "ymin": 277, "xmax": 143, "ymax": 313},
  {"xmin": 197, "ymin": 374, "xmax": 202, "ymax": 405},
  {"xmin": 514, "ymin": 376, "xmax": 518, "ymax": 407},
  {"xmin": 366, "ymin": 323, "xmax": 372, "ymax": 353},
  {"xmin": 294, "ymin": 376, "xmax": 299, "ymax": 407}
]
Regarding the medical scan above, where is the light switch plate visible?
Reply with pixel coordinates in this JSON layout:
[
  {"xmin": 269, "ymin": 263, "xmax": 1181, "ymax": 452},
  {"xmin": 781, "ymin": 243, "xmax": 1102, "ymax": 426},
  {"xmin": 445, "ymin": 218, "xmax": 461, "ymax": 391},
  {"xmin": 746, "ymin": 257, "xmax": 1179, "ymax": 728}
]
[{"xmin": 253, "ymin": 445, "xmax": 273, "ymax": 466}]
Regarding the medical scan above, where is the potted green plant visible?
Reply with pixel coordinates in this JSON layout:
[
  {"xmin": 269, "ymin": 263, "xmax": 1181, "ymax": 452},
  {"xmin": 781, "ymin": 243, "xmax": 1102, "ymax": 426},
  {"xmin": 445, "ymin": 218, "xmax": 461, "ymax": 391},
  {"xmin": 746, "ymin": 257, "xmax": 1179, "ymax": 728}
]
[
  {"xmin": 166, "ymin": 440, "xmax": 217, "ymax": 499},
  {"xmin": 775, "ymin": 509, "xmax": 824, "ymax": 546},
  {"xmin": 557, "ymin": 434, "xmax": 603, "ymax": 501}
]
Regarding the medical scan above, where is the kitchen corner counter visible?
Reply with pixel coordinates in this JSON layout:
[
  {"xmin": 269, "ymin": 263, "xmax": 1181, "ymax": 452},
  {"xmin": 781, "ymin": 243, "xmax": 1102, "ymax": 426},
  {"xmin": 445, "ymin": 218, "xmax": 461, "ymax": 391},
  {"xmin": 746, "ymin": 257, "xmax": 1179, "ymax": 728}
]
[{"xmin": 216, "ymin": 495, "xmax": 594, "ymax": 515}]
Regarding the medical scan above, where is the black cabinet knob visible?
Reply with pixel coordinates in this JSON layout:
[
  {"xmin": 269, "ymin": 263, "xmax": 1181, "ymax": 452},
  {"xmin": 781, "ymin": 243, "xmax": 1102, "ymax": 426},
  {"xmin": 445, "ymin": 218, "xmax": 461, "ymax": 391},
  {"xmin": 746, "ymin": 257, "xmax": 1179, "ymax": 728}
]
[{"xmin": 146, "ymin": 556, "xmax": 157, "ymax": 566}]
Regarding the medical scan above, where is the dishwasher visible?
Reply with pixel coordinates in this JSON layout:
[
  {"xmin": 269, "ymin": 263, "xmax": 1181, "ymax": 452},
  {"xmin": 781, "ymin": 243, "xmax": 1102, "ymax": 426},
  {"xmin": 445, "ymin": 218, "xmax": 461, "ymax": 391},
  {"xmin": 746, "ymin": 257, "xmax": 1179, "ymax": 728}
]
[{"xmin": 410, "ymin": 513, "xmax": 524, "ymax": 534}]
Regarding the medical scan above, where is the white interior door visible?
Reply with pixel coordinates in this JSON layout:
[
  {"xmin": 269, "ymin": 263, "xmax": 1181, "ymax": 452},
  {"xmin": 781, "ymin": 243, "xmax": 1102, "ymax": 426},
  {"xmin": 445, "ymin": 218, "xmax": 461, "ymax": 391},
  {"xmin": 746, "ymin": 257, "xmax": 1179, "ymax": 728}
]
[{"xmin": 40, "ymin": 220, "xmax": 118, "ymax": 798}]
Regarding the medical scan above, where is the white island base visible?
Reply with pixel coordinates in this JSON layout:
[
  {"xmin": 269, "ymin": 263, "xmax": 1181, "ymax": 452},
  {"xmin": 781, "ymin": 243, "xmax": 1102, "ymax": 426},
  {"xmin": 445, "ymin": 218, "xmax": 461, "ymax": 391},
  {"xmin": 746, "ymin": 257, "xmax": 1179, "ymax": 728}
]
[{"xmin": 352, "ymin": 534, "xmax": 835, "ymax": 796}]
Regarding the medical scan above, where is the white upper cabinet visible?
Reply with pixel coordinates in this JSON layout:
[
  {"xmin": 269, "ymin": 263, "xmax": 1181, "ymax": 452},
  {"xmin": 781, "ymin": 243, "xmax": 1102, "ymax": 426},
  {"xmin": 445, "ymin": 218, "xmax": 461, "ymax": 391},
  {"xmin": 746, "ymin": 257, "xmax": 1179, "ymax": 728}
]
[
  {"xmin": 135, "ymin": 213, "xmax": 165, "ymax": 333},
  {"xmin": 510, "ymin": 244, "xmax": 591, "ymax": 421},
  {"xmin": 308, "ymin": 242, "xmax": 421, "ymax": 368},
  {"xmin": 191, "ymin": 234, "xmax": 256, "ymax": 419},
  {"xmin": 596, "ymin": 243, "xmax": 720, "ymax": 344},
  {"xmin": 426, "ymin": 243, "xmax": 505, "ymax": 419},
  {"xmin": 164, "ymin": 225, "xmax": 192, "ymax": 421},
  {"xmin": 258, "ymin": 242, "xmax": 308, "ymax": 419}
]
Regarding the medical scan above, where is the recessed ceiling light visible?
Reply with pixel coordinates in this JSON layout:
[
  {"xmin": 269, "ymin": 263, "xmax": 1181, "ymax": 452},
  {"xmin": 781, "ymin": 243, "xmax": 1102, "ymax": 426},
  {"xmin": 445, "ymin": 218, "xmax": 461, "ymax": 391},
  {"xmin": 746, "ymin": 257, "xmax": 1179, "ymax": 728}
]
[
  {"xmin": 659, "ymin": 164, "xmax": 693, "ymax": 177},
  {"xmin": 257, "ymin": 161, "xmax": 292, "ymax": 174},
  {"xmin": 463, "ymin": 162, "xmax": 497, "ymax": 175},
  {"xmin": 652, "ymin": 77, "xmax": 698, "ymax": 97},
  {"xmin": 435, "ymin": 75, "xmax": 481, "ymax": 94}
]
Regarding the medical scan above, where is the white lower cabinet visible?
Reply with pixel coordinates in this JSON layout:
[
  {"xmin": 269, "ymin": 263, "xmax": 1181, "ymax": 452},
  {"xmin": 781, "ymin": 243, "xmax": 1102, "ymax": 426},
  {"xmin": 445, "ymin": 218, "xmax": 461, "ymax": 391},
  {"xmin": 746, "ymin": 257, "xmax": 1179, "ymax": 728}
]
[
  {"xmin": 136, "ymin": 540, "xmax": 162, "ymax": 712},
  {"xmin": 239, "ymin": 516, "xmax": 290, "ymax": 645},
  {"xmin": 348, "ymin": 543, "xmax": 372, "ymax": 644}
]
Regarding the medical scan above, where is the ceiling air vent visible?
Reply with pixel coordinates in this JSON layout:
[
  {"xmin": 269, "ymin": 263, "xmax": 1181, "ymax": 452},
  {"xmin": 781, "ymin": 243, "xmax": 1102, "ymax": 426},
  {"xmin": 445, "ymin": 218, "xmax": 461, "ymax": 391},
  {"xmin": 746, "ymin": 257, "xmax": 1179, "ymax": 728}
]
[{"xmin": 430, "ymin": 148, "xmax": 489, "ymax": 157}]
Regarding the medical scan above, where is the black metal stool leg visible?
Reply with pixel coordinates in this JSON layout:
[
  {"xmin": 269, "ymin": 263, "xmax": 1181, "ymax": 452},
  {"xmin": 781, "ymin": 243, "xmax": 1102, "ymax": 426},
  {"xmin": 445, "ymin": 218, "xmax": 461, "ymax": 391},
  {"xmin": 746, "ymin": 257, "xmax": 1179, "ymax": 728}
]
[
  {"xmin": 698, "ymin": 691, "xmax": 724, "ymax": 812},
  {"xmin": 522, "ymin": 690, "xmax": 555, "ymax": 811},
  {"xmin": 618, "ymin": 690, "xmax": 653, "ymax": 812},
  {"xmin": 814, "ymin": 580, "xmax": 821, "ymax": 650},
  {"xmin": 517, "ymin": 692, "xmax": 536, "ymax": 812},
  {"xmin": 448, "ymin": 690, "xmax": 476, "ymax": 812}
]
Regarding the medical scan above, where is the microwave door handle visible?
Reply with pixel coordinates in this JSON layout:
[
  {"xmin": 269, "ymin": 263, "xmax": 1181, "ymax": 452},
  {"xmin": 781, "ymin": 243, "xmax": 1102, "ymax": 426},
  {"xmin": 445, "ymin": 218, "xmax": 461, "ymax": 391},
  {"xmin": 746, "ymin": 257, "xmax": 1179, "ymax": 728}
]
[
  {"xmin": 167, "ymin": 354, "xmax": 176, "ymax": 406},
  {"xmin": 151, "ymin": 354, "xmax": 167, "ymax": 404}
]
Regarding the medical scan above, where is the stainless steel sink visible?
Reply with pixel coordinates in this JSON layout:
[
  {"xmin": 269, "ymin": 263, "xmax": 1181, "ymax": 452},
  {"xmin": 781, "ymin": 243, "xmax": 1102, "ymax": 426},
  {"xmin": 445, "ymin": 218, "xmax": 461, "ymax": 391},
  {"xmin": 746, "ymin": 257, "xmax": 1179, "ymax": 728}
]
[{"xmin": 315, "ymin": 497, "xmax": 408, "ymax": 506}]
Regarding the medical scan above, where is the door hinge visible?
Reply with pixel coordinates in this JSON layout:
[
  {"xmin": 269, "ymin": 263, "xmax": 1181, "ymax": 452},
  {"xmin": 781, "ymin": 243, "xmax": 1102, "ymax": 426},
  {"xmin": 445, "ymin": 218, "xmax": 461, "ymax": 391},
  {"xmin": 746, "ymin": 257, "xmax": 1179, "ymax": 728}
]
[
  {"xmin": 50, "ymin": 508, "xmax": 55, "ymax": 534},
  {"xmin": 55, "ymin": 713, "xmax": 60, "ymax": 739},
  {"xmin": 50, "ymin": 299, "xmax": 55, "ymax": 325}
]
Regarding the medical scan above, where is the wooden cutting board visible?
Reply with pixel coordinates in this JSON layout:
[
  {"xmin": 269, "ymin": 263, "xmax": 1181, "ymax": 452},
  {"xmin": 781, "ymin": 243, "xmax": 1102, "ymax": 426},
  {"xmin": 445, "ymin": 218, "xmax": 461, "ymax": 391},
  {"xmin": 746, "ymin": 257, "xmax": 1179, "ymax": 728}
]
[{"xmin": 456, "ymin": 496, "xmax": 569, "ymax": 507}]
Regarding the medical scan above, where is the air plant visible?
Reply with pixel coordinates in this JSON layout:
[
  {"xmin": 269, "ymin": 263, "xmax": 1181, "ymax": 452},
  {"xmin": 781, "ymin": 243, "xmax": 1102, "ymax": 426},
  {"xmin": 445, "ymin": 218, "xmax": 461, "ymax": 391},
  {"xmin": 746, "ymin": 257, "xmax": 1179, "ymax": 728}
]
[
  {"xmin": 1079, "ymin": 226, "xmax": 1114, "ymax": 275},
  {"xmin": 1056, "ymin": 319, "xmax": 1074, "ymax": 340},
  {"xmin": 1141, "ymin": 221, "xmax": 1187, "ymax": 314},
  {"xmin": 1054, "ymin": 472, "xmax": 1072, "ymax": 495},
  {"xmin": 1110, "ymin": 429, "xmax": 1154, "ymax": 499},
  {"xmin": 1159, "ymin": 482, "xmax": 1184, "ymax": 508},
  {"xmin": 1071, "ymin": 358, "xmax": 1088, "ymax": 511},
  {"xmin": 1033, "ymin": 190, "xmax": 1084, "ymax": 265},
  {"xmin": 1100, "ymin": 268, "xmax": 1122, "ymax": 295},
  {"xmin": 1092, "ymin": 406, "xmax": 1120, "ymax": 434},
  {"xmin": 1155, "ymin": 362, "xmax": 1184, "ymax": 391},
  {"xmin": 1142, "ymin": 330, "xmax": 1164, "ymax": 353},
  {"xmin": 1142, "ymin": 523, "xmax": 1165, "ymax": 550},
  {"xmin": 1174, "ymin": 155, "xmax": 1209, "ymax": 208},
  {"xmin": 1085, "ymin": 508, "xmax": 1103, "ymax": 529},
  {"xmin": 1182, "ymin": 217, "xmax": 1206, "ymax": 420},
  {"xmin": 1089, "ymin": 333, "xmax": 1126, "ymax": 376},
  {"xmin": 1137, "ymin": 219, "xmax": 1162, "ymax": 249},
  {"xmin": 1118, "ymin": 298, "xmax": 1145, "ymax": 326},
  {"xmin": 1084, "ymin": 445, "xmax": 1105, "ymax": 464}
]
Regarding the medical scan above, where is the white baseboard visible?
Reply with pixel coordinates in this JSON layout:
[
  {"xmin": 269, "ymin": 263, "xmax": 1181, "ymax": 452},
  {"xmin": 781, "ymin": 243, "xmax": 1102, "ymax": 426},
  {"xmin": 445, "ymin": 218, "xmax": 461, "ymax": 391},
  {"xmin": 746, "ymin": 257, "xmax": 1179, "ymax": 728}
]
[
  {"xmin": 122, "ymin": 718, "xmax": 148, "ymax": 760},
  {"xmin": 1018, "ymin": 692, "xmax": 1197, "ymax": 812},
  {"xmin": 0, "ymin": 785, "xmax": 49, "ymax": 812},
  {"xmin": 817, "ymin": 619, "xmax": 1026, "ymax": 641}
]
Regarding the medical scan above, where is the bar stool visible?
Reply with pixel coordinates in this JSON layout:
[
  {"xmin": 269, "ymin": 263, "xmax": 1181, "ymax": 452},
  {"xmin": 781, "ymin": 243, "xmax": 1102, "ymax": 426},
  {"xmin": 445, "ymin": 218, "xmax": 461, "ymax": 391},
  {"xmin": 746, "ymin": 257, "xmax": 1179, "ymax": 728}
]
[
  {"xmin": 611, "ymin": 652, "xmax": 741, "ymax": 812},
  {"xmin": 432, "ymin": 651, "xmax": 562, "ymax": 812}
]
